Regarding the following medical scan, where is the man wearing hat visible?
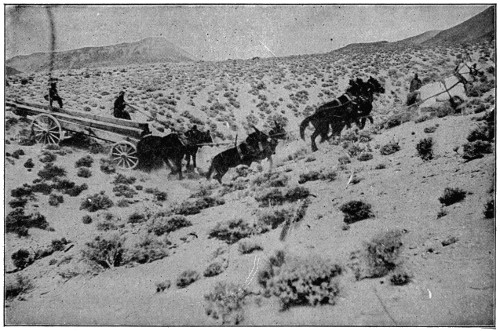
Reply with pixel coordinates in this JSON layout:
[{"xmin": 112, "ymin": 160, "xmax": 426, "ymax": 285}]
[
  {"xmin": 113, "ymin": 91, "xmax": 131, "ymax": 120},
  {"xmin": 48, "ymin": 81, "xmax": 63, "ymax": 109}
]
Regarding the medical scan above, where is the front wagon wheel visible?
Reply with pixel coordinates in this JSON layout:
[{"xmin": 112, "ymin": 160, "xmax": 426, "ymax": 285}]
[
  {"xmin": 31, "ymin": 114, "xmax": 62, "ymax": 145},
  {"xmin": 111, "ymin": 141, "xmax": 139, "ymax": 169}
]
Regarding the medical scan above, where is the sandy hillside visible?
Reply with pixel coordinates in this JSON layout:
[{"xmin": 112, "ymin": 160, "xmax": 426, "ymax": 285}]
[{"xmin": 4, "ymin": 40, "xmax": 495, "ymax": 326}]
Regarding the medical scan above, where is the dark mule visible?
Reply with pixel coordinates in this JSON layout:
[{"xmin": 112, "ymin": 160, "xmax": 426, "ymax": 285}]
[
  {"xmin": 136, "ymin": 131, "xmax": 212, "ymax": 179},
  {"xmin": 206, "ymin": 123, "xmax": 286, "ymax": 184},
  {"xmin": 184, "ymin": 130, "xmax": 213, "ymax": 170},
  {"xmin": 136, "ymin": 134, "xmax": 186, "ymax": 179}
]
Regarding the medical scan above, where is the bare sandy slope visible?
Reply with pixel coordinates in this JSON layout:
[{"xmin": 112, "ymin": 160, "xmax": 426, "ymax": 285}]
[{"xmin": 4, "ymin": 110, "xmax": 494, "ymax": 326}]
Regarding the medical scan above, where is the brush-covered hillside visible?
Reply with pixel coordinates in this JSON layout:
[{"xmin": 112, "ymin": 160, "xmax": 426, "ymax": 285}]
[{"xmin": 4, "ymin": 37, "xmax": 495, "ymax": 326}]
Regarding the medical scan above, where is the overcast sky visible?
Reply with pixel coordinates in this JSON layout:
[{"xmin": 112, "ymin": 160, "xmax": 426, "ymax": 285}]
[{"xmin": 6, "ymin": 4, "xmax": 490, "ymax": 61}]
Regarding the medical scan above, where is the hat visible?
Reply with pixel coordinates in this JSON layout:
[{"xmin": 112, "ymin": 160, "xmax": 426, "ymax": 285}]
[{"xmin": 119, "ymin": 91, "xmax": 125, "ymax": 95}]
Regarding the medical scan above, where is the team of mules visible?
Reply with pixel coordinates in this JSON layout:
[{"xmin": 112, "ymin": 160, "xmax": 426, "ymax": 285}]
[
  {"xmin": 136, "ymin": 76, "xmax": 386, "ymax": 182},
  {"xmin": 300, "ymin": 76, "xmax": 385, "ymax": 151}
]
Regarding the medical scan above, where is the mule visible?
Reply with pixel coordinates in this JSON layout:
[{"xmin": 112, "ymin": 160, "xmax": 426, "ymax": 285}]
[
  {"xmin": 206, "ymin": 123, "xmax": 286, "ymax": 184},
  {"xmin": 136, "ymin": 131, "xmax": 212, "ymax": 179}
]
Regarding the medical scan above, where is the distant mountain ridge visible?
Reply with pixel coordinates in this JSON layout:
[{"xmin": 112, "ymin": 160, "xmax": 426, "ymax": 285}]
[
  {"xmin": 6, "ymin": 37, "xmax": 195, "ymax": 73},
  {"xmin": 336, "ymin": 6, "xmax": 494, "ymax": 52}
]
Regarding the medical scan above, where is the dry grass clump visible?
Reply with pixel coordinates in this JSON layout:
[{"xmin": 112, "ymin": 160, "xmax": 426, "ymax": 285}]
[
  {"xmin": 339, "ymin": 200, "xmax": 374, "ymax": 224},
  {"xmin": 251, "ymin": 172, "xmax": 289, "ymax": 188},
  {"xmin": 380, "ymin": 141, "xmax": 401, "ymax": 155},
  {"xmin": 80, "ymin": 192, "xmax": 114, "ymax": 212},
  {"xmin": 77, "ymin": 167, "xmax": 92, "ymax": 178},
  {"xmin": 258, "ymin": 251, "xmax": 342, "ymax": 310},
  {"xmin": 176, "ymin": 270, "xmax": 200, "ymax": 288},
  {"xmin": 173, "ymin": 196, "xmax": 224, "ymax": 215},
  {"xmin": 298, "ymin": 169, "xmax": 337, "ymax": 184},
  {"xmin": 438, "ymin": 187, "xmax": 467, "ymax": 206},
  {"xmin": 208, "ymin": 218, "xmax": 256, "ymax": 244},
  {"xmin": 255, "ymin": 186, "xmax": 310, "ymax": 207},
  {"xmin": 205, "ymin": 282, "xmax": 248, "ymax": 325},
  {"xmin": 203, "ymin": 261, "xmax": 227, "ymax": 277},
  {"xmin": 237, "ymin": 238, "xmax": 263, "ymax": 254}
]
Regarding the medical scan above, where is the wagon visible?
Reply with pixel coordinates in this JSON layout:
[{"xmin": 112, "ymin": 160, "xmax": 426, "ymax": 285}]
[{"xmin": 5, "ymin": 99, "xmax": 151, "ymax": 170}]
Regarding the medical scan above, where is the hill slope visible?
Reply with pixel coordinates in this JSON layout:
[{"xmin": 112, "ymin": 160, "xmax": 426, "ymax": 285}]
[
  {"xmin": 424, "ymin": 6, "xmax": 495, "ymax": 44},
  {"xmin": 6, "ymin": 37, "xmax": 195, "ymax": 73}
]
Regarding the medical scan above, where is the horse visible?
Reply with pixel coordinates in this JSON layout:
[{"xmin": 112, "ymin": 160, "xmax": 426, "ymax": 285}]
[
  {"xmin": 414, "ymin": 61, "xmax": 480, "ymax": 109},
  {"xmin": 136, "ymin": 130, "xmax": 212, "ymax": 179},
  {"xmin": 206, "ymin": 123, "xmax": 286, "ymax": 184},
  {"xmin": 300, "ymin": 76, "xmax": 385, "ymax": 151},
  {"xmin": 184, "ymin": 130, "xmax": 213, "ymax": 170}
]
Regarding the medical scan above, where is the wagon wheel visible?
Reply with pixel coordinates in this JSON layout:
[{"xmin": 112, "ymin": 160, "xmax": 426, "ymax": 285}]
[
  {"xmin": 31, "ymin": 114, "xmax": 62, "ymax": 145},
  {"xmin": 111, "ymin": 141, "xmax": 139, "ymax": 169}
]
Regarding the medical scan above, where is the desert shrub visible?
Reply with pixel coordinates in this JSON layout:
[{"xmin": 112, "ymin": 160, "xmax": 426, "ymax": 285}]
[
  {"xmin": 414, "ymin": 114, "xmax": 432, "ymax": 123},
  {"xmin": 5, "ymin": 275, "xmax": 34, "ymax": 300},
  {"xmin": 374, "ymin": 163, "xmax": 386, "ymax": 170},
  {"xmin": 117, "ymin": 199, "xmax": 132, "ymax": 207},
  {"xmin": 6, "ymin": 208, "xmax": 49, "ymax": 237},
  {"xmin": 204, "ymin": 261, "xmax": 226, "ymax": 277},
  {"xmin": 23, "ymin": 158, "xmax": 35, "ymax": 169},
  {"xmin": 77, "ymin": 167, "xmax": 92, "ymax": 178},
  {"xmin": 205, "ymin": 282, "xmax": 248, "ymax": 325},
  {"xmin": 416, "ymin": 137, "xmax": 434, "ymax": 161},
  {"xmin": 462, "ymin": 140, "xmax": 492, "ymax": 160},
  {"xmin": 467, "ymin": 124, "xmax": 494, "ymax": 142},
  {"xmin": 284, "ymin": 186, "xmax": 310, "ymax": 202},
  {"xmin": 251, "ymin": 172, "xmax": 289, "ymax": 188},
  {"xmin": 31, "ymin": 182, "xmax": 53, "ymax": 195},
  {"xmin": 97, "ymin": 221, "xmax": 118, "ymax": 231},
  {"xmin": 258, "ymin": 253, "xmax": 342, "ymax": 310},
  {"xmin": 438, "ymin": 187, "xmax": 467, "ymax": 206},
  {"xmin": 39, "ymin": 151, "xmax": 56, "ymax": 163},
  {"xmin": 357, "ymin": 152, "xmax": 373, "ymax": 162},
  {"xmin": 99, "ymin": 158, "xmax": 116, "ymax": 174},
  {"xmin": 173, "ymin": 196, "xmax": 224, "ymax": 215},
  {"xmin": 149, "ymin": 215, "xmax": 192, "ymax": 236},
  {"xmin": 237, "ymin": 239, "xmax": 263, "ymax": 254},
  {"xmin": 112, "ymin": 173, "xmax": 136, "ymax": 185},
  {"xmin": 424, "ymin": 126, "xmax": 437, "ymax": 134},
  {"xmin": 362, "ymin": 230, "xmax": 403, "ymax": 279},
  {"xmin": 9, "ymin": 198, "xmax": 28, "ymax": 208},
  {"xmin": 255, "ymin": 188, "xmax": 284, "ymax": 207},
  {"xmin": 82, "ymin": 234, "xmax": 124, "ymax": 269},
  {"xmin": 48, "ymin": 193, "xmax": 64, "ymax": 207},
  {"xmin": 11, "ymin": 185, "xmax": 34, "ymax": 199},
  {"xmin": 208, "ymin": 218, "xmax": 256, "ymax": 244},
  {"xmin": 155, "ymin": 280, "xmax": 171, "ymax": 293},
  {"xmin": 37, "ymin": 163, "xmax": 66, "ymax": 180},
  {"xmin": 145, "ymin": 188, "xmax": 168, "ymax": 201},
  {"xmin": 338, "ymin": 155, "xmax": 351, "ymax": 165},
  {"xmin": 128, "ymin": 212, "xmax": 146, "ymax": 224},
  {"xmin": 80, "ymin": 192, "xmax": 114, "ymax": 212},
  {"xmin": 298, "ymin": 169, "xmax": 337, "ymax": 184},
  {"xmin": 11, "ymin": 249, "xmax": 33, "ymax": 270},
  {"xmin": 52, "ymin": 179, "xmax": 88, "ymax": 196},
  {"xmin": 176, "ymin": 270, "xmax": 200, "ymax": 288},
  {"xmin": 484, "ymin": 199, "xmax": 494, "ymax": 218},
  {"xmin": 380, "ymin": 141, "xmax": 401, "ymax": 155},
  {"xmin": 126, "ymin": 237, "xmax": 168, "ymax": 264},
  {"xmin": 390, "ymin": 270, "xmax": 411, "ymax": 286},
  {"xmin": 257, "ymin": 207, "xmax": 294, "ymax": 231},
  {"xmin": 82, "ymin": 215, "xmax": 93, "ymax": 224},
  {"xmin": 113, "ymin": 184, "xmax": 137, "ymax": 198},
  {"xmin": 339, "ymin": 200, "xmax": 374, "ymax": 224},
  {"xmin": 75, "ymin": 155, "xmax": 94, "ymax": 168}
]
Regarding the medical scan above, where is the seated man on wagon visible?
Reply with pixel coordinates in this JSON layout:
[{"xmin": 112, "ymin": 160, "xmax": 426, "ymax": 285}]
[{"xmin": 113, "ymin": 91, "xmax": 131, "ymax": 120}]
